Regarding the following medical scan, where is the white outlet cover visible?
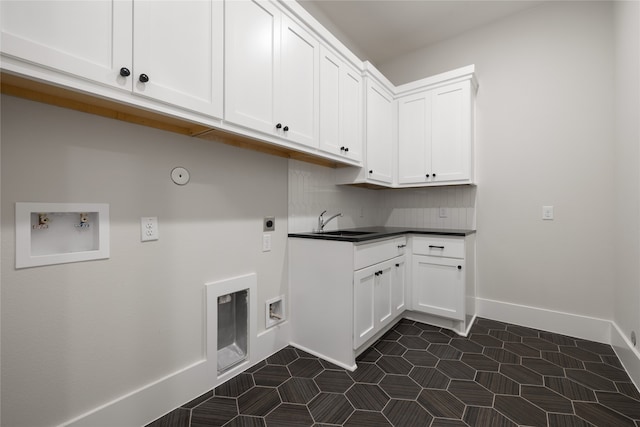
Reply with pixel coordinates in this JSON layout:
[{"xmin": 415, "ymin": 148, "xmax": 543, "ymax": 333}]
[
  {"xmin": 141, "ymin": 216, "xmax": 159, "ymax": 241},
  {"xmin": 542, "ymin": 206, "xmax": 554, "ymax": 220}
]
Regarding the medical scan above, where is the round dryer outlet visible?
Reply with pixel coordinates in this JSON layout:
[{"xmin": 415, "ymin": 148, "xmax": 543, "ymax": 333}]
[{"xmin": 171, "ymin": 167, "xmax": 190, "ymax": 185}]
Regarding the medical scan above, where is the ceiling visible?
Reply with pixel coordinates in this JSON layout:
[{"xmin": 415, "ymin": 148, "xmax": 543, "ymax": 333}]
[{"xmin": 299, "ymin": 0, "xmax": 546, "ymax": 65}]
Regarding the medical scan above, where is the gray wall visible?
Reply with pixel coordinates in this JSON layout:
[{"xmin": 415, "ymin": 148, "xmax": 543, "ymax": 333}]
[
  {"xmin": 380, "ymin": 1, "xmax": 617, "ymax": 320},
  {"xmin": 613, "ymin": 1, "xmax": 640, "ymax": 356},
  {"xmin": 1, "ymin": 96, "xmax": 289, "ymax": 426}
]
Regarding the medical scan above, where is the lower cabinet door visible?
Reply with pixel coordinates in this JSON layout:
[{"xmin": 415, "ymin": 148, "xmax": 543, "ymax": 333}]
[
  {"xmin": 412, "ymin": 256, "xmax": 465, "ymax": 320},
  {"xmin": 354, "ymin": 265, "xmax": 376, "ymax": 349},
  {"xmin": 353, "ymin": 259, "xmax": 395, "ymax": 349},
  {"xmin": 391, "ymin": 258, "xmax": 406, "ymax": 317},
  {"xmin": 375, "ymin": 263, "xmax": 393, "ymax": 330}
]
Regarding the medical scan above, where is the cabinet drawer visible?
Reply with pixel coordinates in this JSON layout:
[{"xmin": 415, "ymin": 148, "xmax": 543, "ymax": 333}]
[
  {"xmin": 412, "ymin": 236, "xmax": 464, "ymax": 259},
  {"xmin": 354, "ymin": 236, "xmax": 407, "ymax": 270}
]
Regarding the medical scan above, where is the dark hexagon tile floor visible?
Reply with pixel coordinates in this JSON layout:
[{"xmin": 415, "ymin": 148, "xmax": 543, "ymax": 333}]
[{"xmin": 147, "ymin": 317, "xmax": 640, "ymax": 426}]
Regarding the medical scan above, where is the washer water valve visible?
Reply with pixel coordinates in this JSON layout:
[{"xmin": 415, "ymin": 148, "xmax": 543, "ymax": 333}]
[{"xmin": 75, "ymin": 213, "xmax": 91, "ymax": 228}]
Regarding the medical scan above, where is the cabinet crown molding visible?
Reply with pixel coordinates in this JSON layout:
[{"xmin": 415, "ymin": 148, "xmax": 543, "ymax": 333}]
[{"xmin": 395, "ymin": 64, "xmax": 478, "ymax": 98}]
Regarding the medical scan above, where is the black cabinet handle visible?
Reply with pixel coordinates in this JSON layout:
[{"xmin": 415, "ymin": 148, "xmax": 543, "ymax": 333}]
[
  {"xmin": 340, "ymin": 146, "xmax": 345, "ymax": 151},
  {"xmin": 139, "ymin": 74, "xmax": 149, "ymax": 83},
  {"xmin": 276, "ymin": 123, "xmax": 282, "ymax": 129},
  {"xmin": 426, "ymin": 174, "xmax": 430, "ymax": 178},
  {"xmin": 429, "ymin": 245, "xmax": 445, "ymax": 249},
  {"xmin": 433, "ymin": 173, "xmax": 437, "ymax": 178},
  {"xmin": 374, "ymin": 271, "xmax": 380, "ymax": 277},
  {"xmin": 369, "ymin": 170, "xmax": 373, "ymax": 174},
  {"xmin": 457, "ymin": 265, "xmax": 462, "ymax": 270},
  {"xmin": 119, "ymin": 67, "xmax": 131, "ymax": 77},
  {"xmin": 344, "ymin": 147, "xmax": 349, "ymax": 152},
  {"xmin": 395, "ymin": 263, "xmax": 400, "ymax": 267},
  {"xmin": 379, "ymin": 270, "xmax": 383, "ymax": 275},
  {"xmin": 283, "ymin": 126, "xmax": 289, "ymax": 132},
  {"xmin": 397, "ymin": 244, "xmax": 406, "ymax": 248}
]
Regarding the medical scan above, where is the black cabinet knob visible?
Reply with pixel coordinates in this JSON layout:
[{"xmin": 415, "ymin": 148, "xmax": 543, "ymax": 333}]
[
  {"xmin": 139, "ymin": 74, "xmax": 149, "ymax": 83},
  {"xmin": 457, "ymin": 265, "xmax": 462, "ymax": 270},
  {"xmin": 395, "ymin": 263, "xmax": 400, "ymax": 267},
  {"xmin": 119, "ymin": 67, "xmax": 131, "ymax": 77},
  {"xmin": 426, "ymin": 174, "xmax": 430, "ymax": 178},
  {"xmin": 344, "ymin": 147, "xmax": 349, "ymax": 152},
  {"xmin": 340, "ymin": 146, "xmax": 345, "ymax": 151},
  {"xmin": 283, "ymin": 126, "xmax": 289, "ymax": 132},
  {"xmin": 433, "ymin": 173, "xmax": 437, "ymax": 178},
  {"xmin": 276, "ymin": 123, "xmax": 282, "ymax": 129},
  {"xmin": 369, "ymin": 170, "xmax": 373, "ymax": 174}
]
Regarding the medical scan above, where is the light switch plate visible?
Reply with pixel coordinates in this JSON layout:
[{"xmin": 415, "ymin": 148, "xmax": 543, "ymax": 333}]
[
  {"xmin": 262, "ymin": 234, "xmax": 272, "ymax": 252},
  {"xmin": 542, "ymin": 206, "xmax": 554, "ymax": 220}
]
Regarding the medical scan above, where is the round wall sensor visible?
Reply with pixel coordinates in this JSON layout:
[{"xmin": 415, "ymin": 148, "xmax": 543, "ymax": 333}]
[{"xmin": 171, "ymin": 167, "xmax": 190, "ymax": 185}]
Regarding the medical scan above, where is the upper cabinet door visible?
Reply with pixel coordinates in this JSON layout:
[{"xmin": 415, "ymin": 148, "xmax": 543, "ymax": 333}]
[
  {"xmin": 319, "ymin": 46, "xmax": 363, "ymax": 161},
  {"xmin": 225, "ymin": 0, "xmax": 280, "ymax": 134},
  {"xmin": 340, "ymin": 66, "xmax": 364, "ymax": 161},
  {"xmin": 431, "ymin": 81, "xmax": 471, "ymax": 183},
  {"xmin": 278, "ymin": 16, "xmax": 319, "ymax": 148},
  {"xmin": 366, "ymin": 80, "xmax": 395, "ymax": 184},
  {"xmin": 398, "ymin": 92, "xmax": 431, "ymax": 184},
  {"xmin": 0, "ymin": 0, "xmax": 132, "ymax": 90},
  {"xmin": 133, "ymin": 0, "xmax": 223, "ymax": 118},
  {"xmin": 225, "ymin": 1, "xmax": 320, "ymax": 148}
]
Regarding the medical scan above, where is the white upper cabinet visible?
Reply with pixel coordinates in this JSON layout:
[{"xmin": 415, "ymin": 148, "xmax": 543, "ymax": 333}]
[
  {"xmin": 398, "ymin": 92, "xmax": 431, "ymax": 184},
  {"xmin": 225, "ymin": 0, "xmax": 279, "ymax": 133},
  {"xmin": 365, "ymin": 78, "xmax": 395, "ymax": 185},
  {"xmin": 430, "ymin": 81, "xmax": 472, "ymax": 183},
  {"xmin": 279, "ymin": 15, "xmax": 320, "ymax": 147},
  {"xmin": 225, "ymin": 0, "xmax": 320, "ymax": 148},
  {"xmin": 0, "ymin": 1, "xmax": 132, "ymax": 90},
  {"xmin": 1, "ymin": 0, "xmax": 223, "ymax": 118},
  {"xmin": 397, "ymin": 72, "xmax": 476, "ymax": 187},
  {"xmin": 133, "ymin": 1, "xmax": 223, "ymax": 117},
  {"xmin": 319, "ymin": 46, "xmax": 363, "ymax": 162}
]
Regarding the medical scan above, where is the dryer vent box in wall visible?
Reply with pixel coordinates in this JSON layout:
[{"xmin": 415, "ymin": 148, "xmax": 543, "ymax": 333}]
[{"xmin": 15, "ymin": 202, "xmax": 110, "ymax": 268}]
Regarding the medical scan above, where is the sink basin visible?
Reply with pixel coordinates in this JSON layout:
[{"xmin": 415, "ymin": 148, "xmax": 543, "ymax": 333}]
[{"xmin": 317, "ymin": 230, "xmax": 375, "ymax": 236}]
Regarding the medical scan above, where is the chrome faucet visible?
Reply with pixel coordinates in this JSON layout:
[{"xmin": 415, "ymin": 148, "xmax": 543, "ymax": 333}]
[{"xmin": 317, "ymin": 210, "xmax": 342, "ymax": 232}]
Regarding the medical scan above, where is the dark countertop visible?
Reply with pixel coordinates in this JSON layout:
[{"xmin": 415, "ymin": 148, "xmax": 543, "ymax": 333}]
[{"xmin": 288, "ymin": 226, "xmax": 476, "ymax": 243}]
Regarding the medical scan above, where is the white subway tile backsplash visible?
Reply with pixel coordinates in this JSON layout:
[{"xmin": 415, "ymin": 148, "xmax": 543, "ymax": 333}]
[{"xmin": 288, "ymin": 160, "xmax": 476, "ymax": 232}]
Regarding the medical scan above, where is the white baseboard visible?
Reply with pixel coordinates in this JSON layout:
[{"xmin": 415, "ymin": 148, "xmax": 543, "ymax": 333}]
[
  {"xmin": 477, "ymin": 297, "xmax": 640, "ymax": 392},
  {"xmin": 476, "ymin": 297, "xmax": 612, "ymax": 343},
  {"xmin": 60, "ymin": 318, "xmax": 291, "ymax": 427},
  {"xmin": 610, "ymin": 322, "xmax": 640, "ymax": 391}
]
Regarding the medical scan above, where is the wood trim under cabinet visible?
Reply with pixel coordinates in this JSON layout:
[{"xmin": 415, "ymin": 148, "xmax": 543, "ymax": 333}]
[{"xmin": 0, "ymin": 72, "xmax": 346, "ymax": 168}]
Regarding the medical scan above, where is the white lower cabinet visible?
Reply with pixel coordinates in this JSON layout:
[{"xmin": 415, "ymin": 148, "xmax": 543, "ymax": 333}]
[
  {"xmin": 290, "ymin": 233, "xmax": 475, "ymax": 368},
  {"xmin": 413, "ymin": 256, "xmax": 465, "ymax": 320},
  {"xmin": 289, "ymin": 236, "xmax": 406, "ymax": 369},
  {"xmin": 353, "ymin": 257, "xmax": 405, "ymax": 349},
  {"xmin": 409, "ymin": 234, "xmax": 476, "ymax": 334}
]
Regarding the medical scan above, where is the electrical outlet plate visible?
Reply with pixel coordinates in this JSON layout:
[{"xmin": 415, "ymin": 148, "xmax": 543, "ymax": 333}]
[
  {"xmin": 264, "ymin": 216, "xmax": 275, "ymax": 232},
  {"xmin": 439, "ymin": 207, "xmax": 449, "ymax": 218},
  {"xmin": 141, "ymin": 217, "xmax": 159, "ymax": 241},
  {"xmin": 542, "ymin": 206, "xmax": 554, "ymax": 220}
]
